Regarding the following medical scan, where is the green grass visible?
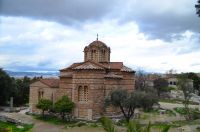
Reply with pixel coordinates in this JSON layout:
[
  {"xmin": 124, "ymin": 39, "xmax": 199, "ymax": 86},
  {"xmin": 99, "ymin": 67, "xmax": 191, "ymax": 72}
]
[
  {"xmin": 173, "ymin": 107, "xmax": 187, "ymax": 115},
  {"xmin": 172, "ymin": 119, "xmax": 200, "ymax": 126},
  {"xmin": 0, "ymin": 121, "xmax": 33, "ymax": 132}
]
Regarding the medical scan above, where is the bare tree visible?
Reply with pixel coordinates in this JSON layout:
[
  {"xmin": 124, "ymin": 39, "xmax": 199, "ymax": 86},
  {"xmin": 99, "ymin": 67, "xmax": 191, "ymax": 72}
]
[{"xmin": 135, "ymin": 70, "xmax": 148, "ymax": 91}]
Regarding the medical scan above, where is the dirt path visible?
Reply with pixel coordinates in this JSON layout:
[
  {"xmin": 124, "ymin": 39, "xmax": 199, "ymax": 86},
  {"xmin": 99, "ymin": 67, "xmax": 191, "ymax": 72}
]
[{"xmin": 31, "ymin": 119, "xmax": 65, "ymax": 132}]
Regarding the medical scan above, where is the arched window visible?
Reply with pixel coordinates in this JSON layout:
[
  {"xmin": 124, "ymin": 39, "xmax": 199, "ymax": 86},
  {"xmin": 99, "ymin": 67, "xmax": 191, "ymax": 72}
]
[
  {"xmin": 84, "ymin": 86, "xmax": 88, "ymax": 101},
  {"xmin": 78, "ymin": 86, "xmax": 84, "ymax": 101},
  {"xmin": 91, "ymin": 50, "xmax": 96, "ymax": 60},
  {"xmin": 101, "ymin": 49, "xmax": 105, "ymax": 61},
  {"xmin": 38, "ymin": 90, "xmax": 44, "ymax": 100},
  {"xmin": 78, "ymin": 85, "xmax": 88, "ymax": 102}
]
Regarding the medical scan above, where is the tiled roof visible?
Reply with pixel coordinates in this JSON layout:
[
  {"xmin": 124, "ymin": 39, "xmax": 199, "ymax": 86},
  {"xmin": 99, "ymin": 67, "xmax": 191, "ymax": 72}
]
[
  {"xmin": 88, "ymin": 40, "xmax": 108, "ymax": 48},
  {"xmin": 60, "ymin": 61, "xmax": 134, "ymax": 72},
  {"xmin": 60, "ymin": 63, "xmax": 82, "ymax": 71},
  {"xmin": 40, "ymin": 79, "xmax": 59, "ymax": 88},
  {"xmin": 73, "ymin": 61, "xmax": 105, "ymax": 70},
  {"xmin": 100, "ymin": 62, "xmax": 123, "ymax": 70},
  {"xmin": 121, "ymin": 66, "xmax": 134, "ymax": 72},
  {"xmin": 105, "ymin": 73, "xmax": 123, "ymax": 79},
  {"xmin": 59, "ymin": 72, "xmax": 73, "ymax": 78}
]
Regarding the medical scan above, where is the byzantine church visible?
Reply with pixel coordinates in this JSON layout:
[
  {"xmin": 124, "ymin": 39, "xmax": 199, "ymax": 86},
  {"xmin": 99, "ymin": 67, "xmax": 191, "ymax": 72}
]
[{"xmin": 29, "ymin": 38, "xmax": 135, "ymax": 120}]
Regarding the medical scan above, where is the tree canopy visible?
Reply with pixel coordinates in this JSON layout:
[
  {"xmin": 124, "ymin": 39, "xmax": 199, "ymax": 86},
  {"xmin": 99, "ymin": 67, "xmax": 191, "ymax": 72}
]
[
  {"xmin": 153, "ymin": 78, "xmax": 168, "ymax": 97},
  {"xmin": 0, "ymin": 69, "xmax": 38, "ymax": 106},
  {"xmin": 54, "ymin": 95, "xmax": 75, "ymax": 120},
  {"xmin": 36, "ymin": 99, "xmax": 53, "ymax": 117},
  {"xmin": 185, "ymin": 72, "xmax": 200, "ymax": 95},
  {"xmin": 0, "ymin": 69, "xmax": 13, "ymax": 105},
  {"xmin": 105, "ymin": 88, "xmax": 158, "ymax": 122}
]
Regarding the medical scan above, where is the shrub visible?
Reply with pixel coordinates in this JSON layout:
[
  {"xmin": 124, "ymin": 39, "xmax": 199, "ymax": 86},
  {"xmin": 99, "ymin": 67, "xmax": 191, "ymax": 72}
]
[
  {"xmin": 54, "ymin": 95, "xmax": 75, "ymax": 120},
  {"xmin": 191, "ymin": 108, "xmax": 200, "ymax": 120},
  {"xmin": 196, "ymin": 126, "xmax": 200, "ymax": 131},
  {"xmin": 36, "ymin": 99, "xmax": 53, "ymax": 117},
  {"xmin": 173, "ymin": 107, "xmax": 187, "ymax": 115},
  {"xmin": 77, "ymin": 122, "xmax": 87, "ymax": 127}
]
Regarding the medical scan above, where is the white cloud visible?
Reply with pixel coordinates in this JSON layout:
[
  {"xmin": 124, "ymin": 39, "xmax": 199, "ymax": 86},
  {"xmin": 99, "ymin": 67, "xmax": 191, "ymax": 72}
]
[{"xmin": 0, "ymin": 16, "xmax": 200, "ymax": 73}]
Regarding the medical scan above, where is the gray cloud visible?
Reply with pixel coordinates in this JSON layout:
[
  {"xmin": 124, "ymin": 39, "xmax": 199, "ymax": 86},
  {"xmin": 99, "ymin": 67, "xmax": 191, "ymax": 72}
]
[
  {"xmin": 117, "ymin": 0, "xmax": 200, "ymax": 41},
  {"xmin": 1, "ymin": 0, "xmax": 200, "ymax": 41},
  {"xmin": 0, "ymin": 0, "xmax": 116, "ymax": 25}
]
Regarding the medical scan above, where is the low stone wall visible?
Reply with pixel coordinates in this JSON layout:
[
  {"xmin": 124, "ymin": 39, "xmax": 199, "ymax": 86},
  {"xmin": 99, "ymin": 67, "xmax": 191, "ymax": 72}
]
[{"xmin": 0, "ymin": 115, "xmax": 25, "ymax": 125}]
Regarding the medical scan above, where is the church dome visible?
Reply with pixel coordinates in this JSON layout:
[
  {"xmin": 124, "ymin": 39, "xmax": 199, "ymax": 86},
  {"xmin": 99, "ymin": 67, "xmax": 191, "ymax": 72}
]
[
  {"xmin": 88, "ymin": 40, "xmax": 108, "ymax": 48},
  {"xmin": 84, "ymin": 39, "xmax": 111, "ymax": 63}
]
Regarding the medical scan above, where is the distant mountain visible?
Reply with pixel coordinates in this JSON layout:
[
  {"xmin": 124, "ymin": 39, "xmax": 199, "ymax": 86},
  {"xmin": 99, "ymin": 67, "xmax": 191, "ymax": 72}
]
[{"xmin": 5, "ymin": 70, "xmax": 59, "ymax": 78}]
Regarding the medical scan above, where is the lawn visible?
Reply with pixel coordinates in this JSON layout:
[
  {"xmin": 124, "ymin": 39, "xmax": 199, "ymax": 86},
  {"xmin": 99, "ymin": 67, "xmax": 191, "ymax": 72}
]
[{"xmin": 0, "ymin": 121, "xmax": 33, "ymax": 132}]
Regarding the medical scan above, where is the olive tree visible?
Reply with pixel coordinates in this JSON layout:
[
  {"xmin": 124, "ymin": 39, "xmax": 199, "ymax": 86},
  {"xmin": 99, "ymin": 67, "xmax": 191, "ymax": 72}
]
[
  {"xmin": 54, "ymin": 95, "xmax": 75, "ymax": 120},
  {"xmin": 105, "ymin": 88, "xmax": 158, "ymax": 122},
  {"xmin": 36, "ymin": 99, "xmax": 53, "ymax": 117}
]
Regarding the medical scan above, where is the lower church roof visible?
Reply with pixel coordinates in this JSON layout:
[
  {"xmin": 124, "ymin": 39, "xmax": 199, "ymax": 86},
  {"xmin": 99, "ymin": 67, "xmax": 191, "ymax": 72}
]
[{"xmin": 39, "ymin": 79, "xmax": 59, "ymax": 88}]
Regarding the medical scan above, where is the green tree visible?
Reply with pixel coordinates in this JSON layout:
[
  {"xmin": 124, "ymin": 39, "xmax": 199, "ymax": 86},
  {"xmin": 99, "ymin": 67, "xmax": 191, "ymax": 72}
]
[
  {"xmin": 153, "ymin": 78, "xmax": 168, "ymax": 97},
  {"xmin": 195, "ymin": 0, "xmax": 200, "ymax": 17},
  {"xmin": 36, "ymin": 99, "xmax": 53, "ymax": 117},
  {"xmin": 0, "ymin": 69, "xmax": 13, "ymax": 105},
  {"xmin": 140, "ymin": 92, "xmax": 158, "ymax": 112},
  {"xmin": 177, "ymin": 74, "xmax": 193, "ymax": 120},
  {"xmin": 105, "ymin": 89, "xmax": 158, "ymax": 122},
  {"xmin": 12, "ymin": 76, "xmax": 31, "ymax": 106},
  {"xmin": 186, "ymin": 72, "xmax": 200, "ymax": 95},
  {"xmin": 54, "ymin": 95, "xmax": 75, "ymax": 120}
]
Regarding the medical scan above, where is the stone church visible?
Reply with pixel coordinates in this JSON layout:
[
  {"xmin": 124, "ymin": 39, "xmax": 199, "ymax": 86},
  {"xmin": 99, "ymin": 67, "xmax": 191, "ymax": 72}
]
[{"xmin": 29, "ymin": 39, "xmax": 135, "ymax": 120}]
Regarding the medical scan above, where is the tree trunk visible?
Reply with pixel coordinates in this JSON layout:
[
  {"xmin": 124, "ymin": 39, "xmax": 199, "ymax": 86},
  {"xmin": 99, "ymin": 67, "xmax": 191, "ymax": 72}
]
[
  {"xmin": 42, "ymin": 110, "xmax": 44, "ymax": 117},
  {"xmin": 61, "ymin": 112, "xmax": 65, "ymax": 120},
  {"xmin": 119, "ymin": 105, "xmax": 130, "ymax": 122}
]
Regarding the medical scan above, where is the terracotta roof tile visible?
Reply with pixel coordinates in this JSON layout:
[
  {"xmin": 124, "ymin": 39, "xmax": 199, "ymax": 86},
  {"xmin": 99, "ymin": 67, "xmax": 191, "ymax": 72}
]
[
  {"xmin": 88, "ymin": 40, "xmax": 108, "ymax": 48},
  {"xmin": 73, "ymin": 61, "xmax": 105, "ymax": 70},
  {"xmin": 60, "ymin": 61, "xmax": 134, "ymax": 72},
  {"xmin": 60, "ymin": 63, "xmax": 82, "ymax": 71},
  {"xmin": 100, "ymin": 62, "xmax": 123, "ymax": 69},
  {"xmin": 105, "ymin": 73, "xmax": 123, "ymax": 79},
  {"xmin": 40, "ymin": 79, "xmax": 59, "ymax": 88},
  {"xmin": 121, "ymin": 66, "xmax": 134, "ymax": 72}
]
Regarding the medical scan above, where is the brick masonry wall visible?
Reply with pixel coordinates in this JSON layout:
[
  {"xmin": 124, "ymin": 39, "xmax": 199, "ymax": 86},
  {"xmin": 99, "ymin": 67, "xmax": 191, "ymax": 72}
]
[
  {"xmin": 29, "ymin": 81, "xmax": 58, "ymax": 113},
  {"xmin": 29, "ymin": 69, "xmax": 135, "ymax": 120}
]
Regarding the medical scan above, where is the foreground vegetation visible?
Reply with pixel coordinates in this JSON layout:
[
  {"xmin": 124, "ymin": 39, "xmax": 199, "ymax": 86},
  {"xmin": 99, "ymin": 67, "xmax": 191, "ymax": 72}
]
[{"xmin": 0, "ymin": 121, "xmax": 33, "ymax": 132}]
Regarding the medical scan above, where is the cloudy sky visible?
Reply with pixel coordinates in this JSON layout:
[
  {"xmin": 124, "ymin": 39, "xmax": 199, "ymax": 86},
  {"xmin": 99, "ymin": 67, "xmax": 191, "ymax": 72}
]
[{"xmin": 0, "ymin": 0, "xmax": 200, "ymax": 73}]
